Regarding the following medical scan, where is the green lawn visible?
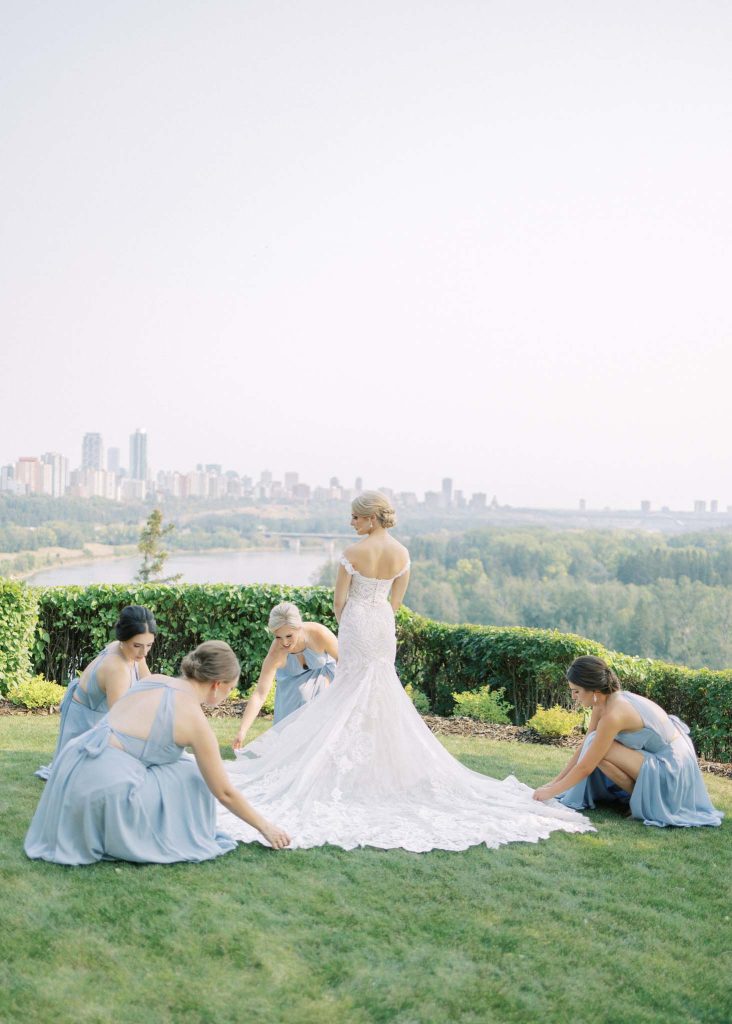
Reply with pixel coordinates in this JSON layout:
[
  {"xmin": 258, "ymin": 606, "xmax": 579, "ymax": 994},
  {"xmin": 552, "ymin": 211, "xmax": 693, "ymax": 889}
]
[{"xmin": 2, "ymin": 716, "xmax": 731, "ymax": 1024}]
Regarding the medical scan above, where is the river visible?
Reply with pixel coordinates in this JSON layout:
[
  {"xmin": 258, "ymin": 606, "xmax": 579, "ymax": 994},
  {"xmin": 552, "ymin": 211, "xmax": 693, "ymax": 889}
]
[{"xmin": 25, "ymin": 548, "xmax": 332, "ymax": 587}]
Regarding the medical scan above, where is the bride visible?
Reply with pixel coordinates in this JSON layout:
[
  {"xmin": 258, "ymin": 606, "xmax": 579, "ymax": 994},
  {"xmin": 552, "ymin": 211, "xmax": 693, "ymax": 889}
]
[{"xmin": 218, "ymin": 491, "xmax": 595, "ymax": 851}]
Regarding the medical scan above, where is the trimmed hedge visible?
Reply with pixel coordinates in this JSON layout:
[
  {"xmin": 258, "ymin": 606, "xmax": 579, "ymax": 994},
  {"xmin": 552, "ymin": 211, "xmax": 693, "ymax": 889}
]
[
  {"xmin": 0, "ymin": 579, "xmax": 39, "ymax": 691},
  {"xmin": 0, "ymin": 581, "xmax": 727, "ymax": 761},
  {"xmin": 395, "ymin": 612, "xmax": 732, "ymax": 762},
  {"xmin": 32, "ymin": 583, "xmax": 337, "ymax": 687}
]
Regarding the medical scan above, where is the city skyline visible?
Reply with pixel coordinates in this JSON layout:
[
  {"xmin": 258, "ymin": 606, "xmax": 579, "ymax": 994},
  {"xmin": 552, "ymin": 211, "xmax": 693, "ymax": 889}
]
[
  {"xmin": 3, "ymin": 4, "xmax": 731, "ymax": 510},
  {"xmin": 0, "ymin": 426, "xmax": 727, "ymax": 514}
]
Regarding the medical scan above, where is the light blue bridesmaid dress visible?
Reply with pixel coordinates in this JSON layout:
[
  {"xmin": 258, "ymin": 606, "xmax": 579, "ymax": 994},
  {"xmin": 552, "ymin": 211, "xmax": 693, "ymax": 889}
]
[
  {"xmin": 25, "ymin": 679, "xmax": 237, "ymax": 865},
  {"xmin": 273, "ymin": 647, "xmax": 336, "ymax": 723},
  {"xmin": 35, "ymin": 646, "xmax": 138, "ymax": 780},
  {"xmin": 559, "ymin": 690, "xmax": 723, "ymax": 827}
]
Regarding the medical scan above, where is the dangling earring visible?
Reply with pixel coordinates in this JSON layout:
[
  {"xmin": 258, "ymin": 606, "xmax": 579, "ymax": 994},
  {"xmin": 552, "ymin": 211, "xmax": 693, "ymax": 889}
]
[{"xmin": 593, "ymin": 694, "xmax": 597, "ymax": 704}]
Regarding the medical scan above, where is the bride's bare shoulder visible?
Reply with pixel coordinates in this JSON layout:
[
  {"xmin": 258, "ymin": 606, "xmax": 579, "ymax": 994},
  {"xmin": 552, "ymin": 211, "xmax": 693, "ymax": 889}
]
[{"xmin": 342, "ymin": 541, "xmax": 368, "ymax": 565}]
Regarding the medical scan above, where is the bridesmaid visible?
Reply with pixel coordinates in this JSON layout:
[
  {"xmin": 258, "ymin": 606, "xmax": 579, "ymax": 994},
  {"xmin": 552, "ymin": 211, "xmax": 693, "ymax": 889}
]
[
  {"xmin": 25, "ymin": 640, "xmax": 291, "ymax": 864},
  {"xmin": 532, "ymin": 655, "xmax": 724, "ymax": 828},
  {"xmin": 232, "ymin": 602, "xmax": 337, "ymax": 751},
  {"xmin": 35, "ymin": 605, "xmax": 156, "ymax": 779}
]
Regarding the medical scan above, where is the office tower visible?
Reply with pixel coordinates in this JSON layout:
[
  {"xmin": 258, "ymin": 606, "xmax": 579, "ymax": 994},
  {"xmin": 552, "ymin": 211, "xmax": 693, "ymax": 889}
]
[
  {"xmin": 41, "ymin": 452, "xmax": 69, "ymax": 497},
  {"xmin": 355, "ymin": 476, "xmax": 363, "ymax": 492},
  {"xmin": 15, "ymin": 457, "xmax": 45, "ymax": 494},
  {"xmin": 107, "ymin": 447, "xmax": 121, "ymax": 474},
  {"xmin": 82, "ymin": 433, "xmax": 104, "ymax": 471},
  {"xmin": 441, "ymin": 478, "xmax": 453, "ymax": 506},
  {"xmin": 129, "ymin": 428, "xmax": 148, "ymax": 480}
]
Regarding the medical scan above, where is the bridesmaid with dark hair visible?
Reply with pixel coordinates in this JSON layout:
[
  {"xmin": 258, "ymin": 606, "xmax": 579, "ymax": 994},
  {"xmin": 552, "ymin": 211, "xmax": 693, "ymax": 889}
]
[
  {"xmin": 35, "ymin": 605, "xmax": 157, "ymax": 779},
  {"xmin": 532, "ymin": 655, "xmax": 723, "ymax": 828}
]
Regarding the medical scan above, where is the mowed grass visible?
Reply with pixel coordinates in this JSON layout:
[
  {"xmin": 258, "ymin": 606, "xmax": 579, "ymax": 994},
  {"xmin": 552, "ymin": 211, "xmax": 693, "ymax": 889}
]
[{"xmin": 1, "ymin": 717, "xmax": 731, "ymax": 1024}]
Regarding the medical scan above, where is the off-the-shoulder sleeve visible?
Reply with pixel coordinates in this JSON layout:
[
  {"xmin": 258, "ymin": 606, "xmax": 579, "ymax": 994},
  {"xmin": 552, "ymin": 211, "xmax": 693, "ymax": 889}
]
[
  {"xmin": 394, "ymin": 560, "xmax": 411, "ymax": 579},
  {"xmin": 339, "ymin": 556, "xmax": 356, "ymax": 576}
]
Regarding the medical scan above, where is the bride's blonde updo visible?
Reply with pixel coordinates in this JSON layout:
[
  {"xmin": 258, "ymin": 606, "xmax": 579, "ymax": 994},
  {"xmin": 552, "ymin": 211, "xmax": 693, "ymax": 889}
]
[
  {"xmin": 268, "ymin": 602, "xmax": 303, "ymax": 632},
  {"xmin": 180, "ymin": 640, "xmax": 240, "ymax": 684},
  {"xmin": 352, "ymin": 490, "xmax": 397, "ymax": 529}
]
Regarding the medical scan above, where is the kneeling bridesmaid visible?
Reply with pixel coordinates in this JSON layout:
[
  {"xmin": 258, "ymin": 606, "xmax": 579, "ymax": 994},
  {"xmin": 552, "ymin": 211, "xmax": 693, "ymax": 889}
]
[
  {"xmin": 35, "ymin": 605, "xmax": 157, "ymax": 779},
  {"xmin": 25, "ymin": 640, "xmax": 290, "ymax": 865},
  {"xmin": 232, "ymin": 602, "xmax": 337, "ymax": 751},
  {"xmin": 532, "ymin": 655, "xmax": 723, "ymax": 828}
]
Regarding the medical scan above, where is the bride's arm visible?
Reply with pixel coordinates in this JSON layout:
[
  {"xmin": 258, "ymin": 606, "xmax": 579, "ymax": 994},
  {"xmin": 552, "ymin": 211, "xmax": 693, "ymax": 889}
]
[
  {"xmin": 389, "ymin": 569, "xmax": 410, "ymax": 612},
  {"xmin": 334, "ymin": 564, "xmax": 352, "ymax": 623}
]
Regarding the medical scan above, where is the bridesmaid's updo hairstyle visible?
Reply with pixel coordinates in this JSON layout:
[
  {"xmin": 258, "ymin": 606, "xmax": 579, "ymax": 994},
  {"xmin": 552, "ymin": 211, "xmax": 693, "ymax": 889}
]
[
  {"xmin": 115, "ymin": 605, "xmax": 158, "ymax": 641},
  {"xmin": 180, "ymin": 640, "xmax": 240, "ymax": 684},
  {"xmin": 566, "ymin": 655, "xmax": 621, "ymax": 694},
  {"xmin": 352, "ymin": 491, "xmax": 397, "ymax": 529},
  {"xmin": 268, "ymin": 602, "xmax": 303, "ymax": 632}
]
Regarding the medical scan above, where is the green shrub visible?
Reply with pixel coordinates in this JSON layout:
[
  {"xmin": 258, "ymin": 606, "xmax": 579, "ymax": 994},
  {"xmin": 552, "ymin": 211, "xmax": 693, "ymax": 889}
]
[
  {"xmin": 395, "ymin": 610, "xmax": 732, "ymax": 761},
  {"xmin": 0, "ymin": 580, "xmax": 39, "ymax": 693},
  {"xmin": 527, "ymin": 703, "xmax": 584, "ymax": 738},
  {"xmin": 405, "ymin": 683, "xmax": 430, "ymax": 714},
  {"xmin": 31, "ymin": 583, "xmax": 336, "ymax": 693},
  {"xmin": 451, "ymin": 685, "xmax": 513, "ymax": 723},
  {"xmin": 7, "ymin": 674, "xmax": 66, "ymax": 709},
  {"xmin": 0, "ymin": 583, "xmax": 722, "ymax": 760}
]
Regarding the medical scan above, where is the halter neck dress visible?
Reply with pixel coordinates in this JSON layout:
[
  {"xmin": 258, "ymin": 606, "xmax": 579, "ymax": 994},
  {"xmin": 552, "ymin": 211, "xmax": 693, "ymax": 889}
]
[
  {"xmin": 25, "ymin": 679, "xmax": 237, "ymax": 865},
  {"xmin": 274, "ymin": 647, "xmax": 336, "ymax": 723},
  {"xmin": 35, "ymin": 646, "xmax": 139, "ymax": 780},
  {"xmin": 559, "ymin": 690, "xmax": 723, "ymax": 827}
]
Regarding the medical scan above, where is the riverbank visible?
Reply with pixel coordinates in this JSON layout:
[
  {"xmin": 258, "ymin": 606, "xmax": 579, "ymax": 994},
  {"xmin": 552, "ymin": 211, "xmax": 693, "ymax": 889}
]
[{"xmin": 13, "ymin": 544, "xmax": 332, "ymax": 587}]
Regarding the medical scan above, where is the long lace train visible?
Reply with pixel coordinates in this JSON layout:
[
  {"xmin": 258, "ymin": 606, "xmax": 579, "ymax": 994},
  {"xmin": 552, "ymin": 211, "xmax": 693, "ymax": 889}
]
[{"xmin": 217, "ymin": 560, "xmax": 595, "ymax": 851}]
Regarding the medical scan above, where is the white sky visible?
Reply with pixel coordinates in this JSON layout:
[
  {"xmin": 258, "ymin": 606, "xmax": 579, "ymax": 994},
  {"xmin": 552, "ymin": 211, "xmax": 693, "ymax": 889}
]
[{"xmin": 2, "ymin": 1, "xmax": 731, "ymax": 509}]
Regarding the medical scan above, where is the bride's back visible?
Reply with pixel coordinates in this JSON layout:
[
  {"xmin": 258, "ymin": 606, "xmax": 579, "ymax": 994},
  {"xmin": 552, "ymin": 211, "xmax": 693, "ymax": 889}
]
[{"xmin": 345, "ymin": 536, "xmax": 409, "ymax": 580}]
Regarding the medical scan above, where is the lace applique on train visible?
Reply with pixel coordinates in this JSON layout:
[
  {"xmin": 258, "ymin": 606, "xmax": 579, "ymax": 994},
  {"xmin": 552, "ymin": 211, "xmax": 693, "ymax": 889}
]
[{"xmin": 217, "ymin": 554, "xmax": 593, "ymax": 852}]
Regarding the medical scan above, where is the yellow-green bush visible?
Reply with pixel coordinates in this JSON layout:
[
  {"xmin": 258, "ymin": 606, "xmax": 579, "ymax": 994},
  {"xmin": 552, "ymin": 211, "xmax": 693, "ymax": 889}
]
[
  {"xmin": 405, "ymin": 683, "xmax": 430, "ymax": 713},
  {"xmin": 7, "ymin": 675, "xmax": 66, "ymax": 709},
  {"xmin": 451, "ymin": 685, "xmax": 513, "ymax": 723},
  {"xmin": 527, "ymin": 703, "xmax": 583, "ymax": 738}
]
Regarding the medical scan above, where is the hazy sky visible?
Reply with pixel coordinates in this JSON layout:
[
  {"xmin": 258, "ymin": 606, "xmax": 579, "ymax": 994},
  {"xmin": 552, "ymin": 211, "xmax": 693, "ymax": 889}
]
[{"xmin": 2, "ymin": 1, "xmax": 731, "ymax": 508}]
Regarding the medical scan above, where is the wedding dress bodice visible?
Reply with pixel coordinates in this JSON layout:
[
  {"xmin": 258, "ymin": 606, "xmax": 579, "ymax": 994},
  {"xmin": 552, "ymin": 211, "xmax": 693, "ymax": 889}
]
[{"xmin": 338, "ymin": 556, "xmax": 410, "ymax": 606}]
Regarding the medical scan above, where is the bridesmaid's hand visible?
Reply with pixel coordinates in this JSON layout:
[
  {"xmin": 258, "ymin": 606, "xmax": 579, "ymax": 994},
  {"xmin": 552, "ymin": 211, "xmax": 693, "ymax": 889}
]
[
  {"xmin": 262, "ymin": 823, "xmax": 291, "ymax": 850},
  {"xmin": 533, "ymin": 786, "xmax": 554, "ymax": 802},
  {"xmin": 232, "ymin": 731, "xmax": 247, "ymax": 752}
]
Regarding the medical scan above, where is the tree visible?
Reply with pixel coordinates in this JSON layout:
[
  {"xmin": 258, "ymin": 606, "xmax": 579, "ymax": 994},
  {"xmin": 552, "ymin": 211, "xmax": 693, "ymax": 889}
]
[{"xmin": 136, "ymin": 509, "xmax": 182, "ymax": 584}]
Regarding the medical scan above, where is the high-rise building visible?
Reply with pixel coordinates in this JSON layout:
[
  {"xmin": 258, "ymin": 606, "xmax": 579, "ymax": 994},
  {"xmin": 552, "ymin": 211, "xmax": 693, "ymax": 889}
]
[
  {"xmin": 441, "ymin": 478, "xmax": 453, "ymax": 506},
  {"xmin": 15, "ymin": 457, "xmax": 51, "ymax": 495},
  {"xmin": 129, "ymin": 428, "xmax": 147, "ymax": 480},
  {"xmin": 107, "ymin": 447, "xmax": 121, "ymax": 474},
  {"xmin": 355, "ymin": 477, "xmax": 363, "ymax": 493},
  {"xmin": 641, "ymin": 500, "xmax": 651, "ymax": 514},
  {"xmin": 284, "ymin": 472, "xmax": 299, "ymax": 492},
  {"xmin": 693, "ymin": 500, "xmax": 707, "ymax": 514},
  {"xmin": 41, "ymin": 452, "xmax": 69, "ymax": 497},
  {"xmin": 82, "ymin": 433, "xmax": 104, "ymax": 471}
]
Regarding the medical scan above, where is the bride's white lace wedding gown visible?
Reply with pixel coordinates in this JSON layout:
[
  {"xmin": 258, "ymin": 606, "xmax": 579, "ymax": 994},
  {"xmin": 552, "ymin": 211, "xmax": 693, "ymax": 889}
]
[{"xmin": 217, "ymin": 558, "xmax": 595, "ymax": 851}]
